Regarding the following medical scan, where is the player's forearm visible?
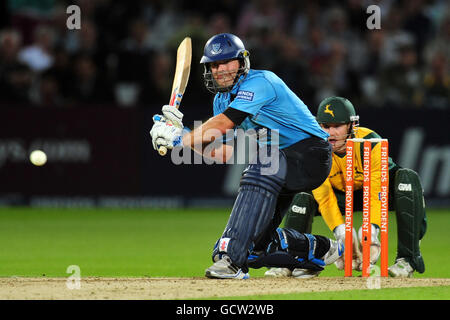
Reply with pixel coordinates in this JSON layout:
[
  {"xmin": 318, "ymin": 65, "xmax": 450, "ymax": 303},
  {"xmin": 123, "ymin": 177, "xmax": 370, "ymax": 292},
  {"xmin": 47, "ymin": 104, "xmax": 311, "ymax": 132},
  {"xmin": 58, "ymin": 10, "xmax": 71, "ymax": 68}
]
[
  {"xmin": 186, "ymin": 139, "xmax": 233, "ymax": 163},
  {"xmin": 208, "ymin": 144, "xmax": 234, "ymax": 163},
  {"xmin": 182, "ymin": 114, "xmax": 234, "ymax": 151}
]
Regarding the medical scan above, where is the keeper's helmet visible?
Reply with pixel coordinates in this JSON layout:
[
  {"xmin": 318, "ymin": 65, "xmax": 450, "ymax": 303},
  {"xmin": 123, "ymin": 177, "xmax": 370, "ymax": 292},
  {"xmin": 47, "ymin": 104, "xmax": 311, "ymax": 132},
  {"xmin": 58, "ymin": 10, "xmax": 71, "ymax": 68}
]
[
  {"xmin": 316, "ymin": 96, "xmax": 360, "ymax": 136},
  {"xmin": 200, "ymin": 33, "xmax": 250, "ymax": 94}
]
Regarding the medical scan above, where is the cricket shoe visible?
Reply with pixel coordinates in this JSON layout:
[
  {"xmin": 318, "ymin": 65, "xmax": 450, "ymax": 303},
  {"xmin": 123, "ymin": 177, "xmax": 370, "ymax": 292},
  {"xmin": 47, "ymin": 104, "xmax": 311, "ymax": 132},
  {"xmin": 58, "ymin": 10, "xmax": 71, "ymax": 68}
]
[
  {"xmin": 205, "ymin": 255, "xmax": 250, "ymax": 279},
  {"xmin": 388, "ymin": 258, "xmax": 414, "ymax": 278},
  {"xmin": 264, "ymin": 268, "xmax": 292, "ymax": 278},
  {"xmin": 292, "ymin": 268, "xmax": 321, "ymax": 279}
]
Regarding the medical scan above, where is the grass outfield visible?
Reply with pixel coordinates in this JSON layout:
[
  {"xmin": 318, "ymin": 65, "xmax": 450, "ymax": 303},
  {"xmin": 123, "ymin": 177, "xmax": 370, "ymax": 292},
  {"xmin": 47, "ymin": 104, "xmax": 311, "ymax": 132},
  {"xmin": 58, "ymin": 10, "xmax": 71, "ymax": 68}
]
[{"xmin": 0, "ymin": 207, "xmax": 449, "ymax": 299}]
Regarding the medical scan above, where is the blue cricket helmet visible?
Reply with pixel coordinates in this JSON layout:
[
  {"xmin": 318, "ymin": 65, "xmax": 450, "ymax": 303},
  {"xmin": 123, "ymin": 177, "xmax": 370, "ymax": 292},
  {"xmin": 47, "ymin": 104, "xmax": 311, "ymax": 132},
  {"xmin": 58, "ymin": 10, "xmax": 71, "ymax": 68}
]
[
  {"xmin": 200, "ymin": 33, "xmax": 248, "ymax": 63},
  {"xmin": 200, "ymin": 33, "xmax": 250, "ymax": 93}
]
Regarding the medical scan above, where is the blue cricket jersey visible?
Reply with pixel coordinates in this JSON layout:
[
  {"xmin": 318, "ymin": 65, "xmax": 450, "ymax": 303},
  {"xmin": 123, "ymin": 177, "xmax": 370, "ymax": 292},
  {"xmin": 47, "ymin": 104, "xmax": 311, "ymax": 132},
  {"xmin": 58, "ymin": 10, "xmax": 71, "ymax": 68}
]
[{"xmin": 212, "ymin": 69, "xmax": 329, "ymax": 149}]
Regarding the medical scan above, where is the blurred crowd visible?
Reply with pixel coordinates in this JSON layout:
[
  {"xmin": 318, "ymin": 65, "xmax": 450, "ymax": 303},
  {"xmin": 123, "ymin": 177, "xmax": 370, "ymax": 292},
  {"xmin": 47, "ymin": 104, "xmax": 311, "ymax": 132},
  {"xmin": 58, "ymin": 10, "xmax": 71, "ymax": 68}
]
[{"xmin": 0, "ymin": 0, "xmax": 448, "ymax": 111}]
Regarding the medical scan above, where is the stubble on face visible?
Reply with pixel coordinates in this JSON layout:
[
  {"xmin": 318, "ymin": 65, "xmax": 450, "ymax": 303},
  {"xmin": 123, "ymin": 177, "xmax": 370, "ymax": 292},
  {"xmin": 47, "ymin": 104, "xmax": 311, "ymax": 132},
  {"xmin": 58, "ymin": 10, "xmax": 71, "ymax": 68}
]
[{"xmin": 211, "ymin": 59, "xmax": 240, "ymax": 88}]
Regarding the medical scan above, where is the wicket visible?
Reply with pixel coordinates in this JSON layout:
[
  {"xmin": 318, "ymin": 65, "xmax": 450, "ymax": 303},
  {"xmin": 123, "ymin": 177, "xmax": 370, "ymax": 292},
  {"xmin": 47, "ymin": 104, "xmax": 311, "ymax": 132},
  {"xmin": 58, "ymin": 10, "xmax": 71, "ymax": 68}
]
[{"xmin": 345, "ymin": 138, "xmax": 389, "ymax": 277}]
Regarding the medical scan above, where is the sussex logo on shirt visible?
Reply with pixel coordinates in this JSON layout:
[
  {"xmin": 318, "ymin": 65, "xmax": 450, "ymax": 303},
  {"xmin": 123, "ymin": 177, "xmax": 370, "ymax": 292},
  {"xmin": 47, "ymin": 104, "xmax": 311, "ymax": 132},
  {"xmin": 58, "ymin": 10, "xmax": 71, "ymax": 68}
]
[{"xmin": 236, "ymin": 90, "xmax": 254, "ymax": 101}]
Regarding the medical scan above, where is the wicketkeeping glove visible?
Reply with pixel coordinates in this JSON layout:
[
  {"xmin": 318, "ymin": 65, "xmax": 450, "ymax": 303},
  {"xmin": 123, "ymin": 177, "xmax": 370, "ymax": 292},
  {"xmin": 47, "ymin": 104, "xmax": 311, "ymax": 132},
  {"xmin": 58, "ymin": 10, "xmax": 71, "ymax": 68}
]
[
  {"xmin": 358, "ymin": 224, "xmax": 381, "ymax": 266},
  {"xmin": 333, "ymin": 223, "xmax": 362, "ymax": 270}
]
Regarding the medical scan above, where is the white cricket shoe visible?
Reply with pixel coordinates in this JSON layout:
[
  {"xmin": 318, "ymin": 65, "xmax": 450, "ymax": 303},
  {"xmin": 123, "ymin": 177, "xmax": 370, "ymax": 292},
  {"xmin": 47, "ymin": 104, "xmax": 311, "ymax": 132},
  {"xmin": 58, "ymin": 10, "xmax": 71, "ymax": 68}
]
[
  {"xmin": 292, "ymin": 268, "xmax": 321, "ymax": 279},
  {"xmin": 264, "ymin": 268, "xmax": 292, "ymax": 277},
  {"xmin": 388, "ymin": 258, "xmax": 414, "ymax": 278},
  {"xmin": 205, "ymin": 255, "xmax": 250, "ymax": 279}
]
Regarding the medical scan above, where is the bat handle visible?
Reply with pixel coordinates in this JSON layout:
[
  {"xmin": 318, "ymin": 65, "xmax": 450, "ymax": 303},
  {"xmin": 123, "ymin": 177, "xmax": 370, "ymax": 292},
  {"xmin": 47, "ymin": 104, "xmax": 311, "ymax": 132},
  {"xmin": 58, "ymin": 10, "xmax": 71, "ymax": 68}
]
[
  {"xmin": 158, "ymin": 145, "xmax": 167, "ymax": 156},
  {"xmin": 153, "ymin": 116, "xmax": 169, "ymax": 156},
  {"xmin": 155, "ymin": 136, "xmax": 168, "ymax": 156}
]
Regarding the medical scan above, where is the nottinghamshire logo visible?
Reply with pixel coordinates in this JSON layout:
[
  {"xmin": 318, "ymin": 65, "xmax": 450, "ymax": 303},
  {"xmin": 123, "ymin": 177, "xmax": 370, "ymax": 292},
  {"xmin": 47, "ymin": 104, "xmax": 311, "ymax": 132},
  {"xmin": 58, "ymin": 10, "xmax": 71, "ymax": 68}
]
[{"xmin": 324, "ymin": 104, "xmax": 334, "ymax": 117}]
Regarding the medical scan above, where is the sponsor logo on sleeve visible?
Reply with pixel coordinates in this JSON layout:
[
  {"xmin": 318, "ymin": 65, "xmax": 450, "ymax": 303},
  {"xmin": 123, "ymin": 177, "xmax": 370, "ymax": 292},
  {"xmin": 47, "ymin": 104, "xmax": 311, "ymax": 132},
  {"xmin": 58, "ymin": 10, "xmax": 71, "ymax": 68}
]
[{"xmin": 236, "ymin": 90, "xmax": 254, "ymax": 101}]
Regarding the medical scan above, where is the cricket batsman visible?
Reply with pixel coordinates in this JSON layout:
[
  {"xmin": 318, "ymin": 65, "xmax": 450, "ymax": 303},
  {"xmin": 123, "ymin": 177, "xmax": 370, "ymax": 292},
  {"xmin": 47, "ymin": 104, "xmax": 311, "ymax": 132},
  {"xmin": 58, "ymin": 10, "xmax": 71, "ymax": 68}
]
[
  {"xmin": 150, "ymin": 33, "xmax": 344, "ymax": 279},
  {"xmin": 266, "ymin": 96, "xmax": 427, "ymax": 278}
]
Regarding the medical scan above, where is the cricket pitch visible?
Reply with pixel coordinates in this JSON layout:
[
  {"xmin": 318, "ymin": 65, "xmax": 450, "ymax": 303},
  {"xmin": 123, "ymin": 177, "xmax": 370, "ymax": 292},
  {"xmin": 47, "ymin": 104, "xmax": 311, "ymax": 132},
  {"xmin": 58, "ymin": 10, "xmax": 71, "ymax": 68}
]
[{"xmin": 0, "ymin": 277, "xmax": 449, "ymax": 299}]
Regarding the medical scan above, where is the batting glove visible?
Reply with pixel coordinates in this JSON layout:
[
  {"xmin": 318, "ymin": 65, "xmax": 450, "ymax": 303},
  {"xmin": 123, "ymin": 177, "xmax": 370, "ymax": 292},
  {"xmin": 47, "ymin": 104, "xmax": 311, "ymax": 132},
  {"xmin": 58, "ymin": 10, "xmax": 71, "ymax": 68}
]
[
  {"xmin": 150, "ymin": 115, "xmax": 183, "ymax": 151},
  {"xmin": 162, "ymin": 105, "xmax": 184, "ymax": 128}
]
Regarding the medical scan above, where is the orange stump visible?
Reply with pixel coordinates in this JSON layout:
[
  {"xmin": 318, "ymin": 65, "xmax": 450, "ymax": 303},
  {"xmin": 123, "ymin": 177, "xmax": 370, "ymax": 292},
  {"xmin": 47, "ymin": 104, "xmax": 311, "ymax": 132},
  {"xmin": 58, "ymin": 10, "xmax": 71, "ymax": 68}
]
[
  {"xmin": 344, "ymin": 138, "xmax": 389, "ymax": 277},
  {"xmin": 344, "ymin": 140, "xmax": 354, "ymax": 277},
  {"xmin": 362, "ymin": 141, "xmax": 372, "ymax": 277},
  {"xmin": 380, "ymin": 140, "xmax": 389, "ymax": 277}
]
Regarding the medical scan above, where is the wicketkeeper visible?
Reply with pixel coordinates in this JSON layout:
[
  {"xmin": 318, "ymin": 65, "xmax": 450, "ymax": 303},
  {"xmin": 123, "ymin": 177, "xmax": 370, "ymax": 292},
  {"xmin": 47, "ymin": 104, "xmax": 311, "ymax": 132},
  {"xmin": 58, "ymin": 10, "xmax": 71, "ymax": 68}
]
[
  {"xmin": 266, "ymin": 96, "xmax": 427, "ymax": 278},
  {"xmin": 150, "ymin": 33, "xmax": 344, "ymax": 279}
]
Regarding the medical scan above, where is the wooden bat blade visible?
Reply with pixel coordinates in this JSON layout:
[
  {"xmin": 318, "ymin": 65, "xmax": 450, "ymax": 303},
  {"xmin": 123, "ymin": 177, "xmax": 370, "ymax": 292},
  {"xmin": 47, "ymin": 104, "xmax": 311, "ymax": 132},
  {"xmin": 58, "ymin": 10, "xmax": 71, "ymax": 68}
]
[
  {"xmin": 169, "ymin": 37, "xmax": 192, "ymax": 108},
  {"xmin": 158, "ymin": 37, "xmax": 192, "ymax": 156}
]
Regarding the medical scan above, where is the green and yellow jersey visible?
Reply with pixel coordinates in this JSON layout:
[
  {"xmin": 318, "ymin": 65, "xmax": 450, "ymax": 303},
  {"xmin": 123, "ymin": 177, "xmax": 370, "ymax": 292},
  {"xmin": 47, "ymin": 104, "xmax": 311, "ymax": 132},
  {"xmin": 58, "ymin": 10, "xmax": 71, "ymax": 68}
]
[{"xmin": 312, "ymin": 127, "xmax": 396, "ymax": 231}]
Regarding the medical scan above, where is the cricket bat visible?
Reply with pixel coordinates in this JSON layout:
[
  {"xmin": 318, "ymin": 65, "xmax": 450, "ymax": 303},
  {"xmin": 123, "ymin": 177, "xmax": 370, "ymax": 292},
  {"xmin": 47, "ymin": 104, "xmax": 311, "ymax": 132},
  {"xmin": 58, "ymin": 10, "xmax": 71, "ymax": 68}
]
[{"xmin": 157, "ymin": 37, "xmax": 192, "ymax": 156}]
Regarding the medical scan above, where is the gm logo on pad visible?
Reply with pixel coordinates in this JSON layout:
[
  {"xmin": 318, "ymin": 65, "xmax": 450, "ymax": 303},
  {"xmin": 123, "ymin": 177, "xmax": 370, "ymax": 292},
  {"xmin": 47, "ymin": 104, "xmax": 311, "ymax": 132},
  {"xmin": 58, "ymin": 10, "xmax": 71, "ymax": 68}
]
[
  {"xmin": 398, "ymin": 183, "xmax": 412, "ymax": 191},
  {"xmin": 291, "ymin": 205, "xmax": 306, "ymax": 214}
]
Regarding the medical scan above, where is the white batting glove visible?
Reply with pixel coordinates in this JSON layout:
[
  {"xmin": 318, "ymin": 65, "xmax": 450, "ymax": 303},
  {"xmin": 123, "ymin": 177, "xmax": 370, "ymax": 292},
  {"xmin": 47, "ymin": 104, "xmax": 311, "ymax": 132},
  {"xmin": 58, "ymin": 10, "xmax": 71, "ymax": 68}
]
[
  {"xmin": 162, "ymin": 105, "xmax": 184, "ymax": 128},
  {"xmin": 150, "ymin": 115, "xmax": 183, "ymax": 151},
  {"xmin": 333, "ymin": 223, "xmax": 362, "ymax": 270}
]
